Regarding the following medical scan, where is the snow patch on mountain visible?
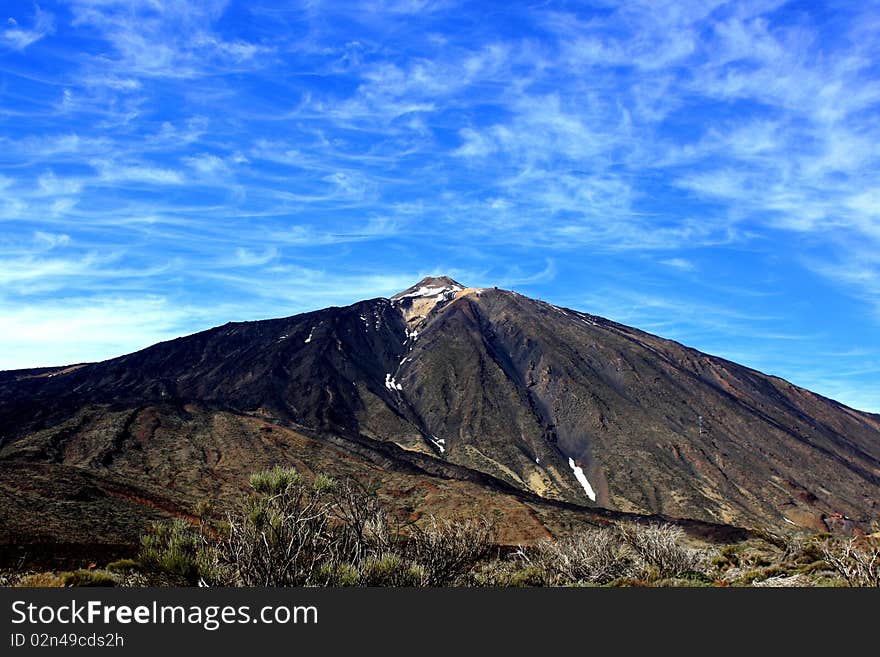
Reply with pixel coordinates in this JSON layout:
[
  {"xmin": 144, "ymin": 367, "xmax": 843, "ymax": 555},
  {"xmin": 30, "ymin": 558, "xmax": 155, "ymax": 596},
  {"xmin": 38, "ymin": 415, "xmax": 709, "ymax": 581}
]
[
  {"xmin": 398, "ymin": 284, "xmax": 462, "ymax": 300},
  {"xmin": 385, "ymin": 373, "xmax": 403, "ymax": 391},
  {"xmin": 569, "ymin": 457, "xmax": 596, "ymax": 501}
]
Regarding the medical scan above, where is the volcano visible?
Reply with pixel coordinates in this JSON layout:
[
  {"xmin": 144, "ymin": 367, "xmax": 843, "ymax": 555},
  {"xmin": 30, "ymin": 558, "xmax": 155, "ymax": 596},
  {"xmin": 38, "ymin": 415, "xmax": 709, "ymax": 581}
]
[{"xmin": 2, "ymin": 276, "xmax": 878, "ymax": 558}]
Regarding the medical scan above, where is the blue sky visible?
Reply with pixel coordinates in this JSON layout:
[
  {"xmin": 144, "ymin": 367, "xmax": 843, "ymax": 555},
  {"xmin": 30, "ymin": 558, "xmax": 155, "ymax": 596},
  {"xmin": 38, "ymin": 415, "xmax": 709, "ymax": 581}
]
[{"xmin": 1, "ymin": 1, "xmax": 879, "ymax": 412}]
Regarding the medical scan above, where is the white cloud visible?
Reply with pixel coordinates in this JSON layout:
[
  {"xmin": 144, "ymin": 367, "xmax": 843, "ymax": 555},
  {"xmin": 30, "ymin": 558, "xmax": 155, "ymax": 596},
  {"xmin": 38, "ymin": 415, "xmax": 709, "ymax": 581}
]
[
  {"xmin": 232, "ymin": 246, "xmax": 279, "ymax": 267},
  {"xmin": 68, "ymin": 0, "xmax": 272, "ymax": 79},
  {"xmin": 97, "ymin": 163, "xmax": 185, "ymax": 185},
  {"xmin": 33, "ymin": 231, "xmax": 71, "ymax": 249},
  {"xmin": 0, "ymin": 296, "xmax": 202, "ymax": 370},
  {"xmin": 185, "ymin": 153, "xmax": 230, "ymax": 176},
  {"xmin": 1, "ymin": 5, "xmax": 54, "ymax": 50},
  {"xmin": 453, "ymin": 127, "xmax": 493, "ymax": 159},
  {"xmin": 660, "ymin": 258, "xmax": 696, "ymax": 271},
  {"xmin": 37, "ymin": 171, "xmax": 83, "ymax": 196}
]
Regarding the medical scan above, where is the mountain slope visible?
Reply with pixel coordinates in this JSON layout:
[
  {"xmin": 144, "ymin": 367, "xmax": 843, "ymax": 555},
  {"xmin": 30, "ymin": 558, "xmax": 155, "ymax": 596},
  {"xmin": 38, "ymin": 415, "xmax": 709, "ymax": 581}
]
[{"xmin": 1, "ymin": 276, "xmax": 878, "ymax": 549}]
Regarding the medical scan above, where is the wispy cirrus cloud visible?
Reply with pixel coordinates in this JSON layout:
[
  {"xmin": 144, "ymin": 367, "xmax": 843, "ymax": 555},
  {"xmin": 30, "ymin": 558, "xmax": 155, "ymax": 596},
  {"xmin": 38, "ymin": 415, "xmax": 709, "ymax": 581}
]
[
  {"xmin": 1, "ymin": 5, "xmax": 54, "ymax": 51},
  {"xmin": 68, "ymin": 0, "xmax": 274, "ymax": 80}
]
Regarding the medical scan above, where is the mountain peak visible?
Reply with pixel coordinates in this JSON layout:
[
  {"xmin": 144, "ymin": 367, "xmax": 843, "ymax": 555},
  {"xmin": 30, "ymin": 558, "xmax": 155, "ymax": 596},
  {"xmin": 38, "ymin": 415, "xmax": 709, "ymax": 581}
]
[{"xmin": 392, "ymin": 275, "xmax": 465, "ymax": 300}]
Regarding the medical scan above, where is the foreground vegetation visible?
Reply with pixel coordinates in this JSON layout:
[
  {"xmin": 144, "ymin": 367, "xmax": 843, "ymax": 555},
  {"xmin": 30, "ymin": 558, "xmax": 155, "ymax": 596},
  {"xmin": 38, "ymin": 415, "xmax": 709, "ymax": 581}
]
[{"xmin": 4, "ymin": 467, "xmax": 879, "ymax": 588}]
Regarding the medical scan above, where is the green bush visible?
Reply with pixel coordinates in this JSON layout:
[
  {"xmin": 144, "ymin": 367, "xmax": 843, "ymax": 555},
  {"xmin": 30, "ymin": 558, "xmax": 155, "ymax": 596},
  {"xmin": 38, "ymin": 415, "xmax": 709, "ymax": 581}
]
[
  {"xmin": 719, "ymin": 544, "xmax": 740, "ymax": 567},
  {"xmin": 654, "ymin": 577, "xmax": 715, "ymax": 587},
  {"xmin": 654, "ymin": 571, "xmax": 715, "ymax": 587},
  {"xmin": 797, "ymin": 560, "xmax": 828, "ymax": 576},
  {"xmin": 249, "ymin": 466, "xmax": 304, "ymax": 495},
  {"xmin": 507, "ymin": 565, "xmax": 548, "ymax": 587},
  {"xmin": 360, "ymin": 554, "xmax": 424, "ymax": 587},
  {"xmin": 315, "ymin": 562, "xmax": 361, "ymax": 587},
  {"xmin": 138, "ymin": 519, "xmax": 219, "ymax": 586},
  {"xmin": 106, "ymin": 559, "xmax": 141, "ymax": 574},
  {"xmin": 605, "ymin": 577, "xmax": 652, "ymax": 587},
  {"xmin": 732, "ymin": 565, "xmax": 789, "ymax": 586},
  {"xmin": 62, "ymin": 570, "xmax": 117, "ymax": 587},
  {"xmin": 218, "ymin": 468, "xmax": 337, "ymax": 586}
]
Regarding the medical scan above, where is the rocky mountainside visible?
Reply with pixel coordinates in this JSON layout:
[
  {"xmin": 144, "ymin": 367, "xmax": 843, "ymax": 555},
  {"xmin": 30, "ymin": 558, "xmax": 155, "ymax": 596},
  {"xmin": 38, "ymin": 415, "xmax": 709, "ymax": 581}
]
[{"xmin": 2, "ymin": 276, "xmax": 878, "ymax": 556}]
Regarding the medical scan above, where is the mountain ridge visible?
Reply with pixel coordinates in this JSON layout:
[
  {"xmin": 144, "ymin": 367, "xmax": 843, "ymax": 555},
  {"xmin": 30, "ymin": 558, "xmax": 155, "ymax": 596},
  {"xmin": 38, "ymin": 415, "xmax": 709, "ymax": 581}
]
[{"xmin": 1, "ymin": 277, "xmax": 878, "ymax": 551}]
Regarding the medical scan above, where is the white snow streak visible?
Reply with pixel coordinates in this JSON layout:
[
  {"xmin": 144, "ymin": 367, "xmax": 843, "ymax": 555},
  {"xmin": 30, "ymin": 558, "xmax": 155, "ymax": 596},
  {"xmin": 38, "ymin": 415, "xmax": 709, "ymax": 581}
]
[
  {"xmin": 783, "ymin": 517, "xmax": 796, "ymax": 526},
  {"xmin": 399, "ymin": 284, "xmax": 462, "ymax": 299},
  {"xmin": 568, "ymin": 457, "xmax": 597, "ymax": 501},
  {"xmin": 385, "ymin": 373, "xmax": 403, "ymax": 391},
  {"xmin": 304, "ymin": 327, "xmax": 315, "ymax": 344},
  {"xmin": 429, "ymin": 436, "xmax": 446, "ymax": 454}
]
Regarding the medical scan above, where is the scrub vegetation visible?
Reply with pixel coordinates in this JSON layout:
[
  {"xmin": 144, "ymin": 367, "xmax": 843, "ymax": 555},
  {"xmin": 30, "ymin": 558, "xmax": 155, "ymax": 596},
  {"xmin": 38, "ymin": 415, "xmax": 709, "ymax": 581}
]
[{"xmin": 6, "ymin": 468, "xmax": 877, "ymax": 588}]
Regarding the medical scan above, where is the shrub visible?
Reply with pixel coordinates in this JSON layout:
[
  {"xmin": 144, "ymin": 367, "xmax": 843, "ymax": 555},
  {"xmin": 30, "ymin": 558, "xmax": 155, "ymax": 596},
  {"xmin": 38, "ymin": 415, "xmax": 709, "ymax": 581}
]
[
  {"xmin": 360, "ymin": 553, "xmax": 424, "ymax": 587},
  {"xmin": 216, "ymin": 468, "xmax": 338, "ymax": 586},
  {"xmin": 605, "ymin": 577, "xmax": 651, "ymax": 587},
  {"xmin": 405, "ymin": 516, "xmax": 495, "ymax": 586},
  {"xmin": 720, "ymin": 544, "xmax": 740, "ymax": 564},
  {"xmin": 139, "ymin": 519, "xmax": 218, "ymax": 586},
  {"xmin": 752, "ymin": 573, "xmax": 811, "ymax": 587},
  {"xmin": 16, "ymin": 572, "xmax": 65, "ymax": 588},
  {"xmin": 819, "ymin": 535, "xmax": 880, "ymax": 587},
  {"xmin": 467, "ymin": 559, "xmax": 532, "ymax": 587},
  {"xmin": 781, "ymin": 536, "xmax": 825, "ymax": 566},
  {"xmin": 507, "ymin": 565, "xmax": 548, "ymax": 587},
  {"xmin": 621, "ymin": 524, "xmax": 703, "ymax": 580},
  {"xmin": 249, "ymin": 466, "xmax": 304, "ymax": 495},
  {"xmin": 797, "ymin": 560, "xmax": 828, "ymax": 576},
  {"xmin": 61, "ymin": 570, "xmax": 117, "ymax": 587},
  {"xmin": 314, "ymin": 562, "xmax": 360, "ymax": 587},
  {"xmin": 519, "ymin": 527, "xmax": 633, "ymax": 585},
  {"xmin": 732, "ymin": 565, "xmax": 789, "ymax": 586},
  {"xmin": 329, "ymin": 476, "xmax": 395, "ymax": 565},
  {"xmin": 654, "ymin": 576, "xmax": 715, "ymax": 588},
  {"xmin": 106, "ymin": 559, "xmax": 141, "ymax": 574}
]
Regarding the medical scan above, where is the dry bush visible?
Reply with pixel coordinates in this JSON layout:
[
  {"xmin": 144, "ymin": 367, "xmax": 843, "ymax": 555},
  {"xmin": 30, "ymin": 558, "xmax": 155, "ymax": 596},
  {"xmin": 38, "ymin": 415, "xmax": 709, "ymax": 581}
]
[
  {"xmin": 15, "ymin": 572, "xmax": 65, "ymax": 588},
  {"xmin": 405, "ymin": 516, "xmax": 495, "ymax": 586},
  {"xmin": 752, "ymin": 574, "xmax": 811, "ymax": 587},
  {"xmin": 820, "ymin": 535, "xmax": 880, "ymax": 587},
  {"xmin": 621, "ymin": 523, "xmax": 703, "ymax": 579},
  {"xmin": 216, "ymin": 468, "xmax": 338, "ymax": 586},
  {"xmin": 328, "ymin": 476, "xmax": 395, "ymax": 565},
  {"xmin": 518, "ymin": 524, "xmax": 708, "ymax": 586},
  {"xmin": 518, "ymin": 527, "xmax": 633, "ymax": 585}
]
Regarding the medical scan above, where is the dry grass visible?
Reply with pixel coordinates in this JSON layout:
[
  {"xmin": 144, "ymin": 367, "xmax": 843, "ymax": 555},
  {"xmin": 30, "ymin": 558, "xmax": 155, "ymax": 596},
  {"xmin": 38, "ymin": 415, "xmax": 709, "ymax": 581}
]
[{"xmin": 15, "ymin": 572, "xmax": 66, "ymax": 588}]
